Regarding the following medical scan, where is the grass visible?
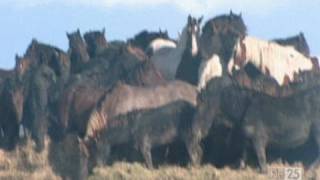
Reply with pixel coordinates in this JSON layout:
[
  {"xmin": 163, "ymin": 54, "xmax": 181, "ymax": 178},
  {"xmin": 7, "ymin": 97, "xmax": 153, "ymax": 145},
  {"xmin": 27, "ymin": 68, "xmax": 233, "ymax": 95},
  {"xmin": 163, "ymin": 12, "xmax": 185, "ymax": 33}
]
[{"xmin": 0, "ymin": 137, "xmax": 319, "ymax": 180}]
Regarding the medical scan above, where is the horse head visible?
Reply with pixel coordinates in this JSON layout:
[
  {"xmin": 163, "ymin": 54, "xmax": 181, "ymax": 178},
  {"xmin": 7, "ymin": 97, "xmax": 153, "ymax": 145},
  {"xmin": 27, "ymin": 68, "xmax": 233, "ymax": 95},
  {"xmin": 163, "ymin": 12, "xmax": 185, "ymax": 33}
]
[
  {"xmin": 186, "ymin": 15, "xmax": 203, "ymax": 56},
  {"xmin": 228, "ymin": 36, "xmax": 247, "ymax": 73},
  {"xmin": 200, "ymin": 12, "xmax": 247, "ymax": 60},
  {"xmin": 84, "ymin": 29, "xmax": 108, "ymax": 57},
  {"xmin": 67, "ymin": 29, "xmax": 87, "ymax": 52}
]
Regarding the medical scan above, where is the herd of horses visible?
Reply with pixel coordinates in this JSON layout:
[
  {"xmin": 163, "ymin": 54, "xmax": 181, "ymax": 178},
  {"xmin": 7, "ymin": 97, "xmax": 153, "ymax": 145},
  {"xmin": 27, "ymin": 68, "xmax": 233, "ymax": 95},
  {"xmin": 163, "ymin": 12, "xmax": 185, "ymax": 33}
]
[{"xmin": 1, "ymin": 11, "xmax": 320, "ymax": 179}]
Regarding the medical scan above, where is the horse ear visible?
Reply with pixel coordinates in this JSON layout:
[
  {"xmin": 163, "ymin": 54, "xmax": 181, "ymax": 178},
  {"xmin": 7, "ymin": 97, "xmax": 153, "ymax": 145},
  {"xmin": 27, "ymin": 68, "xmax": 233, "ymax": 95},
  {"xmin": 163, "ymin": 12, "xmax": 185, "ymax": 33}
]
[
  {"xmin": 299, "ymin": 32, "xmax": 304, "ymax": 40},
  {"xmin": 230, "ymin": 10, "xmax": 234, "ymax": 16},
  {"xmin": 239, "ymin": 12, "xmax": 242, "ymax": 18},
  {"xmin": 66, "ymin": 32, "xmax": 70, "ymax": 38},
  {"xmin": 299, "ymin": 32, "xmax": 304, "ymax": 37},
  {"xmin": 31, "ymin": 38, "xmax": 38, "ymax": 44},
  {"xmin": 102, "ymin": 28, "xmax": 106, "ymax": 35},
  {"xmin": 229, "ymin": 11, "xmax": 234, "ymax": 21},
  {"xmin": 188, "ymin": 14, "xmax": 192, "ymax": 24},
  {"xmin": 15, "ymin": 54, "xmax": 21, "ymax": 62},
  {"xmin": 198, "ymin": 16, "xmax": 204, "ymax": 24},
  {"xmin": 77, "ymin": 29, "xmax": 80, "ymax": 35}
]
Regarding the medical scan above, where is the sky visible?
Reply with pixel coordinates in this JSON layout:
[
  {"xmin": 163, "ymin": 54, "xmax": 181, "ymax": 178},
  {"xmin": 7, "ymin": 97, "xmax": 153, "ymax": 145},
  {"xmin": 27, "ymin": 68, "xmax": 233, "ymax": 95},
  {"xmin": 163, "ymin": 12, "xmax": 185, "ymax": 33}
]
[{"xmin": 0, "ymin": 0, "xmax": 319, "ymax": 69}]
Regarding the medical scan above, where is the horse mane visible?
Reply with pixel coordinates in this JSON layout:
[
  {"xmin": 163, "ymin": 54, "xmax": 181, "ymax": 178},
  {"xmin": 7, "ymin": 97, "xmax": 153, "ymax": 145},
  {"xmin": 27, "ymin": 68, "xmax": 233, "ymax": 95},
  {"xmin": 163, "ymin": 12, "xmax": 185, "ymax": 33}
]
[{"xmin": 202, "ymin": 13, "xmax": 247, "ymax": 36}]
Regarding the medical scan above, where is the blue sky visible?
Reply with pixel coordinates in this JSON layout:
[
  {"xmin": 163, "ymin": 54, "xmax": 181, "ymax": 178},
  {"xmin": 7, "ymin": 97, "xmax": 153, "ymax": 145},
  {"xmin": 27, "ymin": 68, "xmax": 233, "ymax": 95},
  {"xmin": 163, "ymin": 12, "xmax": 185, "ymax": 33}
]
[{"xmin": 0, "ymin": 0, "xmax": 319, "ymax": 69}]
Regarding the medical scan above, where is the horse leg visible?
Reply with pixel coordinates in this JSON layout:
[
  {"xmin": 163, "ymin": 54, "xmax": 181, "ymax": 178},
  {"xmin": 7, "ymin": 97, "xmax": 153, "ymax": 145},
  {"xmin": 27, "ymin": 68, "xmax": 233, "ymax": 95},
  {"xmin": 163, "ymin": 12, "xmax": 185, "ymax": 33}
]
[
  {"xmin": 252, "ymin": 137, "xmax": 267, "ymax": 173},
  {"xmin": 239, "ymin": 138, "xmax": 248, "ymax": 169},
  {"xmin": 185, "ymin": 135, "xmax": 203, "ymax": 166},
  {"xmin": 309, "ymin": 125, "xmax": 320, "ymax": 171},
  {"xmin": 96, "ymin": 140, "xmax": 111, "ymax": 166},
  {"xmin": 139, "ymin": 136, "xmax": 153, "ymax": 169}
]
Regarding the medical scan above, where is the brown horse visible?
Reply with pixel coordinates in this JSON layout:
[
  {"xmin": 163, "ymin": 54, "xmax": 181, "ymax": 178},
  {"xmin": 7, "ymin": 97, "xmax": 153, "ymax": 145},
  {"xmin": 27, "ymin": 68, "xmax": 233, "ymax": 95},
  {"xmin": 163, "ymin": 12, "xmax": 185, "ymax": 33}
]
[
  {"xmin": 233, "ymin": 66, "xmax": 320, "ymax": 97},
  {"xmin": 240, "ymin": 85, "xmax": 320, "ymax": 173},
  {"xmin": 22, "ymin": 64, "xmax": 57, "ymax": 152},
  {"xmin": 84, "ymin": 29, "xmax": 108, "ymax": 58},
  {"xmin": 85, "ymin": 81, "xmax": 197, "ymax": 168},
  {"xmin": 0, "ymin": 77, "xmax": 24, "ymax": 150},
  {"xmin": 67, "ymin": 29, "xmax": 90, "ymax": 73},
  {"xmin": 57, "ymin": 44, "xmax": 165, "ymax": 140},
  {"xmin": 23, "ymin": 39, "xmax": 70, "ymax": 82}
]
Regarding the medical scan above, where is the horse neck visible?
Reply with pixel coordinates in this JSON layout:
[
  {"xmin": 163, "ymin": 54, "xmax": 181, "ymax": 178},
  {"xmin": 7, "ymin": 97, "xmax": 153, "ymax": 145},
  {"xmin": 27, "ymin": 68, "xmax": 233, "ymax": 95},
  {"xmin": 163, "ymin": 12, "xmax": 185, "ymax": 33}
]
[
  {"xmin": 242, "ymin": 36, "xmax": 265, "ymax": 68},
  {"xmin": 176, "ymin": 26, "xmax": 189, "ymax": 53}
]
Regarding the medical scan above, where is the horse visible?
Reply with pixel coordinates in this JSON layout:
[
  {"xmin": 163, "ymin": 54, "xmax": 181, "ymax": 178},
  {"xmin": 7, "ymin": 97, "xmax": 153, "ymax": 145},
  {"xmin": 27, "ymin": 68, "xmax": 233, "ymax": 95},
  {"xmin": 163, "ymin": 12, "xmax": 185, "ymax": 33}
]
[
  {"xmin": 67, "ymin": 29, "xmax": 90, "ymax": 73},
  {"xmin": 146, "ymin": 38, "xmax": 177, "ymax": 56},
  {"xmin": 175, "ymin": 16, "xmax": 203, "ymax": 86},
  {"xmin": 57, "ymin": 44, "xmax": 166, "ymax": 141},
  {"xmin": 22, "ymin": 39, "xmax": 70, "ymax": 83},
  {"xmin": 0, "ymin": 69, "xmax": 14, "ymax": 85},
  {"xmin": 273, "ymin": 32, "xmax": 310, "ymax": 57},
  {"xmin": 84, "ymin": 81, "xmax": 197, "ymax": 168},
  {"xmin": 150, "ymin": 15, "xmax": 199, "ymax": 80},
  {"xmin": 231, "ymin": 60, "xmax": 320, "ymax": 99},
  {"xmin": 199, "ymin": 11, "xmax": 247, "ymax": 74},
  {"xmin": 240, "ymin": 85, "xmax": 320, "ymax": 173},
  {"xmin": 227, "ymin": 36, "xmax": 315, "ymax": 85},
  {"xmin": 22, "ymin": 64, "xmax": 57, "ymax": 152},
  {"xmin": 128, "ymin": 29, "xmax": 170, "ymax": 52},
  {"xmin": 0, "ymin": 77, "xmax": 24, "ymax": 150},
  {"xmin": 84, "ymin": 29, "xmax": 108, "ymax": 58}
]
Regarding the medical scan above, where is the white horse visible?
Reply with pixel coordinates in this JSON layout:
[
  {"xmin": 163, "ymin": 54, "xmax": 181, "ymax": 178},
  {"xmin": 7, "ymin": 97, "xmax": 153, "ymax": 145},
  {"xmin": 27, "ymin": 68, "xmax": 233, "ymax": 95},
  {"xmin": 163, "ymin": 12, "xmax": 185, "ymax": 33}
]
[
  {"xmin": 198, "ymin": 54, "xmax": 223, "ymax": 90},
  {"xmin": 228, "ymin": 36, "xmax": 314, "ymax": 85},
  {"xmin": 147, "ymin": 38, "xmax": 177, "ymax": 55},
  {"xmin": 150, "ymin": 16, "xmax": 197, "ymax": 80}
]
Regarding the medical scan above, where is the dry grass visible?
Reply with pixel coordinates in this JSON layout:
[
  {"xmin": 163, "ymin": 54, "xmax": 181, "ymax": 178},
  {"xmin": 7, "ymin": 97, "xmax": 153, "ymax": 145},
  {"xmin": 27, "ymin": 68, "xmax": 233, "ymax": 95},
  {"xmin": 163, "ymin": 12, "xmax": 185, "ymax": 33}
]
[
  {"xmin": 89, "ymin": 162, "xmax": 320, "ymax": 180},
  {"xmin": 0, "ymin": 138, "xmax": 319, "ymax": 180},
  {"xmin": 0, "ymin": 137, "xmax": 60, "ymax": 180}
]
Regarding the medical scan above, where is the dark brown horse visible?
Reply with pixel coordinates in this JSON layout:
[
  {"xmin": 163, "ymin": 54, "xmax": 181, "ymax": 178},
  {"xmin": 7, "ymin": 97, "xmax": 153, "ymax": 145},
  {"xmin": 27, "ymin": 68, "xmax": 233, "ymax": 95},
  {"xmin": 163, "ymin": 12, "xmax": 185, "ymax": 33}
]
[
  {"xmin": 175, "ymin": 15, "xmax": 203, "ymax": 86},
  {"xmin": 0, "ymin": 69, "xmax": 14, "ymax": 85},
  {"xmin": 49, "ymin": 133, "xmax": 89, "ymax": 180},
  {"xmin": 84, "ymin": 29, "xmax": 108, "ymax": 58},
  {"xmin": 240, "ymin": 85, "xmax": 320, "ymax": 173},
  {"xmin": 22, "ymin": 64, "xmax": 57, "ymax": 152},
  {"xmin": 233, "ymin": 66, "xmax": 320, "ymax": 97},
  {"xmin": 0, "ymin": 77, "xmax": 24, "ymax": 150},
  {"xmin": 85, "ymin": 81, "xmax": 197, "ymax": 168},
  {"xmin": 23, "ymin": 39, "xmax": 70, "ymax": 82},
  {"xmin": 67, "ymin": 29, "xmax": 90, "ymax": 73},
  {"xmin": 200, "ymin": 11, "xmax": 247, "ymax": 73},
  {"xmin": 57, "ymin": 44, "xmax": 165, "ymax": 141}
]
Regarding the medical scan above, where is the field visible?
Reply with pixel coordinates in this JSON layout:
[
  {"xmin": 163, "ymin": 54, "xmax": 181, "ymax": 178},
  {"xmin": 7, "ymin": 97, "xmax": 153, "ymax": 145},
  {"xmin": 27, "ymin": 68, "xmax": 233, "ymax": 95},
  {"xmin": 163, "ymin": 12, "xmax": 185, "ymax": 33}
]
[{"xmin": 0, "ymin": 138, "xmax": 317, "ymax": 180}]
